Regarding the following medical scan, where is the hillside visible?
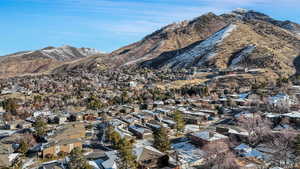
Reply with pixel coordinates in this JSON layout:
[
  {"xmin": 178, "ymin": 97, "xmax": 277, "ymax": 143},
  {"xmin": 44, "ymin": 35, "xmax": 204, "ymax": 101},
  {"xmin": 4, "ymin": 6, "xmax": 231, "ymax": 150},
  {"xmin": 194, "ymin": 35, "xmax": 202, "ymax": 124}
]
[
  {"xmin": 0, "ymin": 45, "xmax": 100, "ymax": 78},
  {"xmin": 53, "ymin": 9, "xmax": 300, "ymax": 80}
]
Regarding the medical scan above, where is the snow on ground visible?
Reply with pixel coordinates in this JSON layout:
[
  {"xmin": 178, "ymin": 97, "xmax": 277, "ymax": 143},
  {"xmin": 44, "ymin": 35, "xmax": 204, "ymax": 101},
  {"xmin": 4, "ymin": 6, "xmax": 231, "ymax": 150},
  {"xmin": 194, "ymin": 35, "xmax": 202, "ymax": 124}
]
[
  {"xmin": 102, "ymin": 151, "xmax": 118, "ymax": 169},
  {"xmin": 172, "ymin": 141, "xmax": 205, "ymax": 164},
  {"xmin": 89, "ymin": 161, "xmax": 101, "ymax": 169},
  {"xmin": 22, "ymin": 158, "xmax": 35, "ymax": 169},
  {"xmin": 230, "ymin": 45, "xmax": 256, "ymax": 67},
  {"xmin": 8, "ymin": 153, "xmax": 19, "ymax": 162},
  {"xmin": 134, "ymin": 139, "xmax": 153, "ymax": 148},
  {"xmin": 167, "ymin": 24, "xmax": 237, "ymax": 68},
  {"xmin": 184, "ymin": 125, "xmax": 201, "ymax": 133},
  {"xmin": 41, "ymin": 45, "xmax": 99, "ymax": 61}
]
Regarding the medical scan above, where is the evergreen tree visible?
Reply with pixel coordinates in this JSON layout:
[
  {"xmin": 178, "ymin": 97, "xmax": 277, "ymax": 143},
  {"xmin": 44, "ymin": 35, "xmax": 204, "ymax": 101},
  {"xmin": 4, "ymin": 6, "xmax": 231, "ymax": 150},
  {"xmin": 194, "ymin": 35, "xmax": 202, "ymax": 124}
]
[
  {"xmin": 87, "ymin": 95, "xmax": 103, "ymax": 110},
  {"xmin": 295, "ymin": 134, "xmax": 300, "ymax": 155},
  {"xmin": 153, "ymin": 127, "xmax": 170, "ymax": 152},
  {"xmin": 106, "ymin": 125, "xmax": 121, "ymax": 148},
  {"xmin": 33, "ymin": 117, "xmax": 47, "ymax": 137},
  {"xmin": 106, "ymin": 125, "xmax": 114, "ymax": 141},
  {"xmin": 68, "ymin": 148, "xmax": 92, "ymax": 169},
  {"xmin": 3, "ymin": 98, "xmax": 18, "ymax": 115},
  {"xmin": 172, "ymin": 110, "xmax": 185, "ymax": 134},
  {"xmin": 117, "ymin": 138, "xmax": 137, "ymax": 169},
  {"xmin": 111, "ymin": 131, "xmax": 121, "ymax": 148},
  {"xmin": 18, "ymin": 140, "xmax": 29, "ymax": 155}
]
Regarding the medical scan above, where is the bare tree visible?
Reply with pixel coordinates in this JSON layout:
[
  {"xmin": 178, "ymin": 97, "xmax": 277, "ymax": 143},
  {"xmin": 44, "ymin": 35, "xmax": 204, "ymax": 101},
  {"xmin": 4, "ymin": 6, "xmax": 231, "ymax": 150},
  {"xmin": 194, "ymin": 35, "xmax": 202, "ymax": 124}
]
[
  {"xmin": 267, "ymin": 129, "xmax": 297, "ymax": 168},
  {"xmin": 202, "ymin": 141, "xmax": 239, "ymax": 169},
  {"xmin": 238, "ymin": 113, "xmax": 272, "ymax": 146}
]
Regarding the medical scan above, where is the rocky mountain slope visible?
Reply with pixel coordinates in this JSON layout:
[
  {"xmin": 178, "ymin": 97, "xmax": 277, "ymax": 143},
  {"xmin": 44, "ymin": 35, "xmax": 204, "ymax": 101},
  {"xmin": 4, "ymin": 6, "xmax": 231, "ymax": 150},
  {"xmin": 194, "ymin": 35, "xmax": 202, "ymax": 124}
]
[
  {"xmin": 2, "ymin": 9, "xmax": 300, "ymax": 79},
  {"xmin": 108, "ymin": 12, "xmax": 229, "ymax": 67},
  {"xmin": 0, "ymin": 45, "xmax": 100, "ymax": 78},
  {"xmin": 142, "ymin": 21, "xmax": 299, "ymax": 76},
  {"xmin": 122, "ymin": 9, "xmax": 300, "ymax": 77},
  {"xmin": 56, "ymin": 9, "xmax": 300, "ymax": 79}
]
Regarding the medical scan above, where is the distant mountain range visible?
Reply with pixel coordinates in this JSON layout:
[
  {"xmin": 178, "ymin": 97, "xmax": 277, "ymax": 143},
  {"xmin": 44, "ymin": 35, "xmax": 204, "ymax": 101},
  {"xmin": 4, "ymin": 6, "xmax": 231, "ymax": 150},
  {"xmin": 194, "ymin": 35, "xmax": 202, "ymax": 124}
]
[
  {"xmin": 1, "ymin": 9, "xmax": 300, "ymax": 78},
  {"xmin": 0, "ymin": 45, "xmax": 100, "ymax": 78}
]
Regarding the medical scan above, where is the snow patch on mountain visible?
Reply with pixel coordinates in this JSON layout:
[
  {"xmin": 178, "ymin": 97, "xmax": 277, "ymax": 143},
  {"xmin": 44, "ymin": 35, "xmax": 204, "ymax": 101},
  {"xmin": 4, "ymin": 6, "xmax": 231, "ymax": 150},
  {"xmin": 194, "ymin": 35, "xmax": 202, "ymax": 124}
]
[
  {"xmin": 5, "ymin": 51, "xmax": 34, "ymax": 58},
  {"xmin": 165, "ymin": 24, "xmax": 237, "ymax": 69},
  {"xmin": 230, "ymin": 45, "xmax": 256, "ymax": 67},
  {"xmin": 3, "ymin": 45, "xmax": 100, "ymax": 62},
  {"xmin": 40, "ymin": 46, "xmax": 99, "ymax": 61}
]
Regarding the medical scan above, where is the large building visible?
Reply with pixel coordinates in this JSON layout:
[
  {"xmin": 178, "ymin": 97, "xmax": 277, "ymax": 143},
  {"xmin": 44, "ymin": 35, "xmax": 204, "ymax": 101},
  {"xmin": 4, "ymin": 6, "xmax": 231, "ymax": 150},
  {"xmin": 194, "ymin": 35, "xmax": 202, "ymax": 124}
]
[{"xmin": 41, "ymin": 123, "xmax": 86, "ymax": 157}]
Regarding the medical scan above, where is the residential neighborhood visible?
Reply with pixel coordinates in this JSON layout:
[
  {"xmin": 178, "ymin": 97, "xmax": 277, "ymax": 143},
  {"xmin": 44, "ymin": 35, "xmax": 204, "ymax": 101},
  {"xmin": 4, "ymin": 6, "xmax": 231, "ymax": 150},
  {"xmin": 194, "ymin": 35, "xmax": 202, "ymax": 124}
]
[{"xmin": 0, "ymin": 67, "xmax": 300, "ymax": 169}]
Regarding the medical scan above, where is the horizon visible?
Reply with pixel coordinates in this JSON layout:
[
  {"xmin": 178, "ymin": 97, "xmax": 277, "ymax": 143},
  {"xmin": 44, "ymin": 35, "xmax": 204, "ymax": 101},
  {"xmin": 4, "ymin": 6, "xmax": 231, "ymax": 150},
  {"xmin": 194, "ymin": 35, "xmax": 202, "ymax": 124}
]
[{"xmin": 1, "ymin": 0, "xmax": 300, "ymax": 56}]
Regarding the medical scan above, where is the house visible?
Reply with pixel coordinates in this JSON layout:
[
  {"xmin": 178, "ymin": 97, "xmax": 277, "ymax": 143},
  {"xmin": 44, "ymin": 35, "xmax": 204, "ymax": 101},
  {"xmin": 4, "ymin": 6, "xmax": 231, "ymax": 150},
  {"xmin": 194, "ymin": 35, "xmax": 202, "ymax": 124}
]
[
  {"xmin": 234, "ymin": 144, "xmax": 264, "ymax": 159},
  {"xmin": 129, "ymin": 125, "xmax": 152, "ymax": 139},
  {"xmin": 4, "ymin": 120, "xmax": 31, "ymax": 130},
  {"xmin": 181, "ymin": 111, "xmax": 210, "ymax": 125},
  {"xmin": 216, "ymin": 125, "xmax": 249, "ymax": 140},
  {"xmin": 41, "ymin": 123, "xmax": 86, "ymax": 157},
  {"xmin": 161, "ymin": 118, "xmax": 176, "ymax": 128},
  {"xmin": 54, "ymin": 115, "xmax": 68, "ymax": 124},
  {"xmin": 16, "ymin": 120, "xmax": 32, "ymax": 129},
  {"xmin": 39, "ymin": 161, "xmax": 64, "ymax": 169},
  {"xmin": 121, "ymin": 115, "xmax": 140, "ymax": 125},
  {"xmin": 114, "ymin": 127, "xmax": 133, "ymax": 139},
  {"xmin": 282, "ymin": 112, "xmax": 300, "ymax": 126},
  {"xmin": 184, "ymin": 125, "xmax": 201, "ymax": 133},
  {"xmin": 0, "ymin": 142, "xmax": 20, "ymax": 168},
  {"xmin": 154, "ymin": 108, "xmax": 171, "ymax": 115},
  {"xmin": 41, "ymin": 138, "xmax": 82, "ymax": 157},
  {"xmin": 145, "ymin": 120, "xmax": 162, "ymax": 131},
  {"xmin": 153, "ymin": 101, "xmax": 164, "ymax": 107},
  {"xmin": 129, "ymin": 81, "xmax": 137, "ymax": 88},
  {"xmin": 83, "ymin": 113, "xmax": 97, "ymax": 121},
  {"xmin": 0, "ymin": 106, "xmax": 5, "ymax": 114},
  {"xmin": 109, "ymin": 118, "xmax": 127, "ymax": 128},
  {"xmin": 170, "ymin": 141, "xmax": 205, "ymax": 169},
  {"xmin": 33, "ymin": 111, "xmax": 52, "ymax": 118},
  {"xmin": 268, "ymin": 93, "xmax": 295, "ymax": 107},
  {"xmin": 189, "ymin": 131, "xmax": 228, "ymax": 147},
  {"xmin": 3, "ymin": 121, "xmax": 19, "ymax": 130},
  {"xmin": 133, "ymin": 112, "xmax": 154, "ymax": 123},
  {"xmin": 69, "ymin": 112, "xmax": 83, "ymax": 121},
  {"xmin": 134, "ymin": 146, "xmax": 168, "ymax": 169},
  {"xmin": 100, "ymin": 151, "xmax": 118, "ymax": 169},
  {"xmin": 264, "ymin": 113, "xmax": 282, "ymax": 124}
]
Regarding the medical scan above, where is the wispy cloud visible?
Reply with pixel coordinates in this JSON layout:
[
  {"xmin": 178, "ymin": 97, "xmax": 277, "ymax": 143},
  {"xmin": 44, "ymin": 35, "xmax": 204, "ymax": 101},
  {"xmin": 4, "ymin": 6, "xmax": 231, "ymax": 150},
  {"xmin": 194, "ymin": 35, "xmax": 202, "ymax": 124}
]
[
  {"xmin": 26, "ymin": 0, "xmax": 300, "ymax": 35},
  {"xmin": 1, "ymin": 0, "xmax": 299, "ymax": 53},
  {"xmin": 19, "ymin": 0, "xmax": 227, "ymax": 35}
]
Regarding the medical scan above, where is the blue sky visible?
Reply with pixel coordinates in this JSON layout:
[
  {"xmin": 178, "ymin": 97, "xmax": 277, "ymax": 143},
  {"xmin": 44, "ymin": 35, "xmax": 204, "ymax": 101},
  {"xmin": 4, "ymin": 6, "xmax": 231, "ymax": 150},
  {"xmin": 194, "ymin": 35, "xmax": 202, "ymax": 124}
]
[{"xmin": 0, "ymin": 0, "xmax": 300, "ymax": 55}]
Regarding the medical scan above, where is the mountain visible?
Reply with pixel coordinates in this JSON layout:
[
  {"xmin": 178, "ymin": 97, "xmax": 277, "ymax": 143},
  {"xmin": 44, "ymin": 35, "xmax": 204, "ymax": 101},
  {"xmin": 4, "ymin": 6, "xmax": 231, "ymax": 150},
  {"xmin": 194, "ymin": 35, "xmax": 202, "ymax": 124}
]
[
  {"xmin": 57, "ymin": 8, "xmax": 300, "ymax": 79},
  {"xmin": 141, "ymin": 21, "xmax": 299, "ymax": 76},
  {"xmin": 123, "ymin": 9, "xmax": 299, "ymax": 77},
  {"xmin": 0, "ymin": 45, "xmax": 100, "ymax": 78},
  {"xmin": 108, "ymin": 12, "xmax": 229, "ymax": 67}
]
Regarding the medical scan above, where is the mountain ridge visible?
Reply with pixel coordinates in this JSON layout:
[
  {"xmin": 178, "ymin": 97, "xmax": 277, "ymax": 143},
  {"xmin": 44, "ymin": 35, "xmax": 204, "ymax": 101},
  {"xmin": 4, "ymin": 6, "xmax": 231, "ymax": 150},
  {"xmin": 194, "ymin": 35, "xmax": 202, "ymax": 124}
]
[{"xmin": 0, "ymin": 45, "xmax": 101, "ymax": 78}]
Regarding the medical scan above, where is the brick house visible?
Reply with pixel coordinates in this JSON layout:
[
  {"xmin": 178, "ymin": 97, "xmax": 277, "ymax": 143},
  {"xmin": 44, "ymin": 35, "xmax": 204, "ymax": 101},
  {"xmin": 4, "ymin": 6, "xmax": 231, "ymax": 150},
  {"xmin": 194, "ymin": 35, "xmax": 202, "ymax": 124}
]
[
  {"xmin": 135, "ymin": 146, "xmax": 168, "ymax": 169},
  {"xmin": 41, "ymin": 123, "xmax": 85, "ymax": 157},
  {"xmin": 129, "ymin": 125, "xmax": 152, "ymax": 139},
  {"xmin": 190, "ymin": 131, "xmax": 228, "ymax": 147},
  {"xmin": 42, "ymin": 138, "xmax": 82, "ymax": 157}
]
